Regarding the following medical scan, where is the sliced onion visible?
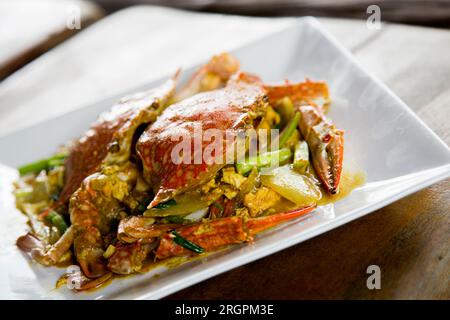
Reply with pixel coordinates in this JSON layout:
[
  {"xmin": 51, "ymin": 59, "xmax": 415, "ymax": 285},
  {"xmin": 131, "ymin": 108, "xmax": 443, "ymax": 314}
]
[{"xmin": 184, "ymin": 207, "xmax": 209, "ymax": 222}]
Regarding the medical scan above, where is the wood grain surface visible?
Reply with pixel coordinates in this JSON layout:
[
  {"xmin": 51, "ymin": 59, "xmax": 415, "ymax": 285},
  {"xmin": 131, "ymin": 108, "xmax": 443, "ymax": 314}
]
[
  {"xmin": 0, "ymin": 7, "xmax": 448, "ymax": 299},
  {"xmin": 93, "ymin": 0, "xmax": 450, "ymax": 27}
]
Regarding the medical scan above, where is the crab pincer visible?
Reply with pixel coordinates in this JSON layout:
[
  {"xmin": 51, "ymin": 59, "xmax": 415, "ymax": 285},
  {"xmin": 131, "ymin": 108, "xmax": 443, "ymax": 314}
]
[
  {"xmin": 265, "ymin": 80, "xmax": 344, "ymax": 194},
  {"xmin": 297, "ymin": 105, "xmax": 344, "ymax": 194}
]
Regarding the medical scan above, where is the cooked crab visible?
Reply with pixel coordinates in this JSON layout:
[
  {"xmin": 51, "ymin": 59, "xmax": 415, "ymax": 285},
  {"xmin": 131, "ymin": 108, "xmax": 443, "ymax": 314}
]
[
  {"xmin": 16, "ymin": 53, "xmax": 242, "ymax": 280},
  {"xmin": 14, "ymin": 53, "xmax": 351, "ymax": 290},
  {"xmin": 16, "ymin": 76, "xmax": 176, "ymax": 274}
]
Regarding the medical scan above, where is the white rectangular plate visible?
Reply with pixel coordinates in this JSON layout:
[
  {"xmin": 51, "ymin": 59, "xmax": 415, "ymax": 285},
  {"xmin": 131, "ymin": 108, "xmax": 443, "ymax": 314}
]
[{"xmin": 1, "ymin": 17, "xmax": 449, "ymax": 300}]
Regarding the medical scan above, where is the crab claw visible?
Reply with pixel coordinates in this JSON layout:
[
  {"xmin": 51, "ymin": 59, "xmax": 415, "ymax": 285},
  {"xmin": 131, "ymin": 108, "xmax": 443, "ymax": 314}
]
[
  {"xmin": 264, "ymin": 80, "xmax": 343, "ymax": 194},
  {"xmin": 297, "ymin": 105, "xmax": 344, "ymax": 194},
  {"xmin": 155, "ymin": 205, "xmax": 316, "ymax": 259}
]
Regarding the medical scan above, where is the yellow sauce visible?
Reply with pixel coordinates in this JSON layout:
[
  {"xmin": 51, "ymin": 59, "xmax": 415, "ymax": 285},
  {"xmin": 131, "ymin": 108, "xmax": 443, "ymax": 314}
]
[
  {"xmin": 269, "ymin": 170, "xmax": 366, "ymax": 213},
  {"xmin": 55, "ymin": 170, "xmax": 366, "ymax": 293},
  {"xmin": 318, "ymin": 170, "xmax": 366, "ymax": 205}
]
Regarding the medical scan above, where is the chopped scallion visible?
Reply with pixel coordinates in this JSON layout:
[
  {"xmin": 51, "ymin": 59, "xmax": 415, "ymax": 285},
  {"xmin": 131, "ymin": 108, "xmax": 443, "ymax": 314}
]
[{"xmin": 171, "ymin": 231, "xmax": 204, "ymax": 254}]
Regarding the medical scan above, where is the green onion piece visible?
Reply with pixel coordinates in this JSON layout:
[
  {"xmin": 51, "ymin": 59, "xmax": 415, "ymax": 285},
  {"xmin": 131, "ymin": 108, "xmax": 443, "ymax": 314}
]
[
  {"xmin": 154, "ymin": 199, "xmax": 177, "ymax": 209},
  {"xmin": 236, "ymin": 148, "xmax": 292, "ymax": 175},
  {"xmin": 136, "ymin": 204, "xmax": 147, "ymax": 213},
  {"xmin": 48, "ymin": 158, "xmax": 65, "ymax": 169},
  {"xmin": 18, "ymin": 159, "xmax": 49, "ymax": 176},
  {"xmin": 164, "ymin": 215, "xmax": 186, "ymax": 224},
  {"xmin": 136, "ymin": 198, "xmax": 151, "ymax": 213},
  {"xmin": 50, "ymin": 192, "xmax": 60, "ymax": 202},
  {"xmin": 277, "ymin": 97, "xmax": 295, "ymax": 127},
  {"xmin": 279, "ymin": 112, "xmax": 301, "ymax": 147},
  {"xmin": 293, "ymin": 141, "xmax": 310, "ymax": 174},
  {"xmin": 171, "ymin": 231, "xmax": 204, "ymax": 254},
  {"xmin": 18, "ymin": 153, "xmax": 67, "ymax": 176},
  {"xmin": 45, "ymin": 210, "xmax": 68, "ymax": 234}
]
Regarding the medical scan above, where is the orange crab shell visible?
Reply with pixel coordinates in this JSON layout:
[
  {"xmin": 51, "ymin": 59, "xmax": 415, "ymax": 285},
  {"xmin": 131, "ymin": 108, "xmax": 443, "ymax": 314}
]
[
  {"xmin": 59, "ymin": 78, "xmax": 177, "ymax": 204},
  {"xmin": 263, "ymin": 79, "xmax": 330, "ymax": 106},
  {"xmin": 136, "ymin": 81, "xmax": 269, "ymax": 208},
  {"xmin": 154, "ymin": 204, "xmax": 317, "ymax": 260}
]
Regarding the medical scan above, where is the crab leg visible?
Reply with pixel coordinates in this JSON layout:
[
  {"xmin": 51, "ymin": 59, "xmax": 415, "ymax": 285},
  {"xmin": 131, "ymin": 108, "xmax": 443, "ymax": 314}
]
[
  {"xmin": 74, "ymin": 225, "xmax": 107, "ymax": 278},
  {"xmin": 16, "ymin": 227, "xmax": 75, "ymax": 266},
  {"xmin": 245, "ymin": 205, "xmax": 315, "ymax": 236},
  {"xmin": 107, "ymin": 241, "xmax": 154, "ymax": 275},
  {"xmin": 155, "ymin": 205, "xmax": 316, "ymax": 260},
  {"xmin": 173, "ymin": 52, "xmax": 240, "ymax": 102},
  {"xmin": 265, "ymin": 81, "xmax": 343, "ymax": 194},
  {"xmin": 117, "ymin": 216, "xmax": 181, "ymax": 242},
  {"xmin": 264, "ymin": 79, "xmax": 330, "ymax": 108}
]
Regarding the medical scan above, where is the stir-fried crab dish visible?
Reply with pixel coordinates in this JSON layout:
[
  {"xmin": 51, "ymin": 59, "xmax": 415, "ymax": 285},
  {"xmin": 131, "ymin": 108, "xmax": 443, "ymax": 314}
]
[{"xmin": 14, "ymin": 53, "xmax": 356, "ymax": 290}]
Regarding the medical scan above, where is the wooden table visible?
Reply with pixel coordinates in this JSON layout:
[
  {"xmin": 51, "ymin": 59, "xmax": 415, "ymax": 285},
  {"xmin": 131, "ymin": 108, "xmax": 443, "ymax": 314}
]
[
  {"xmin": 94, "ymin": 0, "xmax": 450, "ymax": 28},
  {"xmin": 0, "ymin": 6, "xmax": 448, "ymax": 299}
]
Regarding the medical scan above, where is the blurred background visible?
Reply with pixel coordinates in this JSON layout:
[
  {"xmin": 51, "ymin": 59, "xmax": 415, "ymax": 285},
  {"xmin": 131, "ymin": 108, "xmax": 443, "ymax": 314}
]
[
  {"xmin": 94, "ymin": 0, "xmax": 450, "ymax": 28},
  {"xmin": 1, "ymin": 0, "xmax": 450, "ymax": 81}
]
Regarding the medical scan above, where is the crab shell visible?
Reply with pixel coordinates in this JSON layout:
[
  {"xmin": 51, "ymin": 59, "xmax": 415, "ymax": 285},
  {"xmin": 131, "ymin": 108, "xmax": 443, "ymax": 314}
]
[
  {"xmin": 136, "ymin": 81, "xmax": 269, "ymax": 208},
  {"xmin": 67, "ymin": 79, "xmax": 176, "ymax": 278},
  {"xmin": 59, "ymin": 78, "xmax": 177, "ymax": 204}
]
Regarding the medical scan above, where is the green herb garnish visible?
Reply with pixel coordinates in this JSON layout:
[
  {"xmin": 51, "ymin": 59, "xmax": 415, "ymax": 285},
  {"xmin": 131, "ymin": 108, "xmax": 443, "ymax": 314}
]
[
  {"xmin": 18, "ymin": 153, "xmax": 67, "ymax": 176},
  {"xmin": 279, "ymin": 112, "xmax": 300, "ymax": 147},
  {"xmin": 44, "ymin": 210, "xmax": 68, "ymax": 233},
  {"xmin": 50, "ymin": 192, "xmax": 60, "ymax": 202},
  {"xmin": 48, "ymin": 158, "xmax": 66, "ymax": 169},
  {"xmin": 154, "ymin": 199, "xmax": 177, "ymax": 209},
  {"xmin": 171, "ymin": 231, "xmax": 204, "ymax": 254},
  {"xmin": 136, "ymin": 198, "xmax": 151, "ymax": 213},
  {"xmin": 236, "ymin": 148, "xmax": 292, "ymax": 175}
]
